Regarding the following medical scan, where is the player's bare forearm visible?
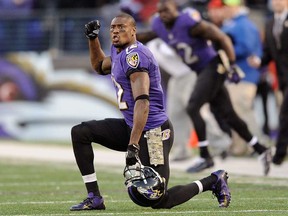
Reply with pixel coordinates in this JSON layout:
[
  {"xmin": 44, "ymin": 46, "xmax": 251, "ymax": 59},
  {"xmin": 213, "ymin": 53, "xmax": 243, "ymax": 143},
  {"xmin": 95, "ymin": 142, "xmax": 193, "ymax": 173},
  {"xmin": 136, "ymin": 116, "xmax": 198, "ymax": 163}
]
[
  {"xmin": 129, "ymin": 99, "xmax": 149, "ymax": 145},
  {"xmin": 191, "ymin": 21, "xmax": 236, "ymax": 62},
  {"xmin": 136, "ymin": 31, "xmax": 158, "ymax": 44},
  {"xmin": 89, "ymin": 39, "xmax": 111, "ymax": 75},
  {"xmin": 207, "ymin": 26, "xmax": 235, "ymax": 62},
  {"xmin": 215, "ymin": 33, "xmax": 235, "ymax": 63},
  {"xmin": 129, "ymin": 72, "xmax": 150, "ymax": 146}
]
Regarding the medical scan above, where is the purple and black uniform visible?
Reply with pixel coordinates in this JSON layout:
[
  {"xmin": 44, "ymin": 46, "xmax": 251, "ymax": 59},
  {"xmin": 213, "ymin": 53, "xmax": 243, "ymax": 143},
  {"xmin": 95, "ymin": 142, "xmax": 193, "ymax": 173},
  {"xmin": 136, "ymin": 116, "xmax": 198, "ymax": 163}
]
[
  {"xmin": 110, "ymin": 41, "xmax": 167, "ymax": 130},
  {"xmin": 150, "ymin": 7, "xmax": 260, "ymax": 159},
  {"xmin": 71, "ymin": 41, "xmax": 174, "ymax": 196},
  {"xmin": 71, "ymin": 17, "xmax": 235, "ymax": 209},
  {"xmin": 152, "ymin": 8, "xmax": 217, "ymax": 73}
]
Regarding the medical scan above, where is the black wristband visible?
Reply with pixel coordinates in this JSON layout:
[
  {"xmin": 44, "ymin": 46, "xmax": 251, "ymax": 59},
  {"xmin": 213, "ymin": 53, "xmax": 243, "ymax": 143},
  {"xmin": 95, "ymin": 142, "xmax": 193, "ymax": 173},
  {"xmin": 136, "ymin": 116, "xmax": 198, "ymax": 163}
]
[
  {"xmin": 135, "ymin": 94, "xmax": 149, "ymax": 102},
  {"xmin": 88, "ymin": 36, "xmax": 97, "ymax": 40}
]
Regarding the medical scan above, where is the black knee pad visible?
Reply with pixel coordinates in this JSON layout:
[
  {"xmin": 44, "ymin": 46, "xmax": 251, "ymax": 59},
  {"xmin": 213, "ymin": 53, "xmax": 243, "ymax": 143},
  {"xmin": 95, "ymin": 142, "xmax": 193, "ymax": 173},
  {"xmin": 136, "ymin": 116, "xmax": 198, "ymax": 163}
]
[{"xmin": 71, "ymin": 123, "xmax": 92, "ymax": 144}]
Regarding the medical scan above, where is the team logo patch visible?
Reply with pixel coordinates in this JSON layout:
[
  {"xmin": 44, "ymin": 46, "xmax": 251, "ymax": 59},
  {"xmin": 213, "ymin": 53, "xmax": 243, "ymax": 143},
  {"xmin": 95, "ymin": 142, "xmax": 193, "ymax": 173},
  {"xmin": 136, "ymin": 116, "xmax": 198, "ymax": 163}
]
[
  {"xmin": 161, "ymin": 129, "xmax": 171, "ymax": 141},
  {"xmin": 126, "ymin": 52, "xmax": 140, "ymax": 68}
]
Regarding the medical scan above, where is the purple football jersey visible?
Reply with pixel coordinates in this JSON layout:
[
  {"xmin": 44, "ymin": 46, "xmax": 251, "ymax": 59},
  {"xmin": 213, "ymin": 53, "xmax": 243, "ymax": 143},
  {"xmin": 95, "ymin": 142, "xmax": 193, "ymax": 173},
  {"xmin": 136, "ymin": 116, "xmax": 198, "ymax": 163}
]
[
  {"xmin": 110, "ymin": 41, "xmax": 168, "ymax": 130},
  {"xmin": 152, "ymin": 8, "xmax": 217, "ymax": 72}
]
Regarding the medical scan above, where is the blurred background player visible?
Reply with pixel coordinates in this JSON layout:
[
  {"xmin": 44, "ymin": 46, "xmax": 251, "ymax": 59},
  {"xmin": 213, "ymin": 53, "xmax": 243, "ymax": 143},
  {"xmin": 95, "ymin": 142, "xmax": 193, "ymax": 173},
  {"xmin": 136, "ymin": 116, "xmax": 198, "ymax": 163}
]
[{"xmin": 146, "ymin": 38, "xmax": 232, "ymax": 161}]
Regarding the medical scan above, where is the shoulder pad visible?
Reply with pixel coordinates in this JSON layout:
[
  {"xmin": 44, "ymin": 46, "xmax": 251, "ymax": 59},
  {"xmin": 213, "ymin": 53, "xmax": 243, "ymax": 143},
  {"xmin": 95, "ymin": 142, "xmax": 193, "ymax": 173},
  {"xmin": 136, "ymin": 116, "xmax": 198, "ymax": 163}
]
[
  {"xmin": 125, "ymin": 43, "xmax": 138, "ymax": 55},
  {"xmin": 182, "ymin": 7, "xmax": 201, "ymax": 22}
]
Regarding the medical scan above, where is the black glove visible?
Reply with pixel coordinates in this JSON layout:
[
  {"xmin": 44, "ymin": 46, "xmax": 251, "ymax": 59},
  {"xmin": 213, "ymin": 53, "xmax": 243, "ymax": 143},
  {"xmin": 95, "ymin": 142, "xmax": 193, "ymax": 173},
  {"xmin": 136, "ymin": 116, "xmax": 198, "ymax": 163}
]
[
  {"xmin": 227, "ymin": 64, "xmax": 245, "ymax": 84},
  {"xmin": 126, "ymin": 144, "xmax": 140, "ymax": 166},
  {"xmin": 84, "ymin": 20, "xmax": 101, "ymax": 40}
]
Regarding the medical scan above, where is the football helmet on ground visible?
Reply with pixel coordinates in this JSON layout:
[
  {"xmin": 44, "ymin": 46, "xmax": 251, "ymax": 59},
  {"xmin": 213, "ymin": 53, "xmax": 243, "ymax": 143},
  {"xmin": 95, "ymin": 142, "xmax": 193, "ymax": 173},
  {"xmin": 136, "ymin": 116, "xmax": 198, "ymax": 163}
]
[{"xmin": 123, "ymin": 163, "xmax": 165, "ymax": 207}]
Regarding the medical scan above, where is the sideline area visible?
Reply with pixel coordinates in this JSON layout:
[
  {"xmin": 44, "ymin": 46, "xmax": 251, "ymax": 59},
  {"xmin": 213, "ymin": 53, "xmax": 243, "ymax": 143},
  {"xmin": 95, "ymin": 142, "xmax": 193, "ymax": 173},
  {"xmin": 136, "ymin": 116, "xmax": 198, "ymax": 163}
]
[{"xmin": 0, "ymin": 140, "xmax": 287, "ymax": 178}]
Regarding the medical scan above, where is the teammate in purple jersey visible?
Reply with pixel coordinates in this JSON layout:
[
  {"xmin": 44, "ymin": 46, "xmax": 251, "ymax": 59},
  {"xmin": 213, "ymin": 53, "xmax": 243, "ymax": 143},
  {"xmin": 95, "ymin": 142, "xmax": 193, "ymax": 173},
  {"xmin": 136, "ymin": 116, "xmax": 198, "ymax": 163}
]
[
  {"xmin": 137, "ymin": 0, "xmax": 271, "ymax": 175},
  {"xmin": 70, "ymin": 13, "xmax": 231, "ymax": 210}
]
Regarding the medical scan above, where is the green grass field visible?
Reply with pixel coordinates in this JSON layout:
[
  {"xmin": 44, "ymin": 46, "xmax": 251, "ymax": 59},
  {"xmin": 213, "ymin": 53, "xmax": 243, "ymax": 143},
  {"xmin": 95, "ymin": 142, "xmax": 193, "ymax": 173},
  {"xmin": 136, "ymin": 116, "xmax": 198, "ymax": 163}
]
[{"xmin": 0, "ymin": 159, "xmax": 287, "ymax": 216}]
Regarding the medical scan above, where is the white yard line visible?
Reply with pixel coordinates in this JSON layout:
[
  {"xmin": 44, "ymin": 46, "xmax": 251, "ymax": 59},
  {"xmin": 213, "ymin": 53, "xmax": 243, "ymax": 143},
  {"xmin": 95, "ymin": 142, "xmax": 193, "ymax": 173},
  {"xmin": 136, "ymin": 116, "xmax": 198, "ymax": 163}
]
[
  {"xmin": 1, "ymin": 197, "xmax": 288, "ymax": 205},
  {"xmin": 2, "ymin": 209, "xmax": 288, "ymax": 216}
]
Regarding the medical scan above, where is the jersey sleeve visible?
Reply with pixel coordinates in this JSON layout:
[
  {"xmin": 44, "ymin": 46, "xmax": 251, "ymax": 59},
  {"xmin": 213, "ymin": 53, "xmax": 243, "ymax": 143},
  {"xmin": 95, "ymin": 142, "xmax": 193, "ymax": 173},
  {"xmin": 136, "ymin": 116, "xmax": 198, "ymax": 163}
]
[{"xmin": 123, "ymin": 48, "xmax": 150, "ymax": 77}]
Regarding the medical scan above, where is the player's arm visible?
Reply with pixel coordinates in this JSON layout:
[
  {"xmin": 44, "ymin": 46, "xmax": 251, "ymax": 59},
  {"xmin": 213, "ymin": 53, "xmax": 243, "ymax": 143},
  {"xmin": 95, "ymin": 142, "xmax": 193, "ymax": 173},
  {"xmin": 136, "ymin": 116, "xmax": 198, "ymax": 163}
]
[
  {"xmin": 129, "ymin": 72, "xmax": 150, "ymax": 146},
  {"xmin": 190, "ymin": 20, "xmax": 236, "ymax": 63},
  {"xmin": 125, "ymin": 71, "xmax": 150, "ymax": 165},
  {"xmin": 85, "ymin": 20, "xmax": 111, "ymax": 75},
  {"xmin": 88, "ymin": 39, "xmax": 111, "ymax": 75},
  {"xmin": 136, "ymin": 31, "xmax": 158, "ymax": 44}
]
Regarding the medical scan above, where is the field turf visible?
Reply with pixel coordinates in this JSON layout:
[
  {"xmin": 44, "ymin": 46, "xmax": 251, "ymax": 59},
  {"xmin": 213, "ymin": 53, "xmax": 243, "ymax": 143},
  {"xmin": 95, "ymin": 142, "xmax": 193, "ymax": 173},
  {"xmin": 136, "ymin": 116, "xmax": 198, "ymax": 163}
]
[{"xmin": 0, "ymin": 159, "xmax": 287, "ymax": 216}]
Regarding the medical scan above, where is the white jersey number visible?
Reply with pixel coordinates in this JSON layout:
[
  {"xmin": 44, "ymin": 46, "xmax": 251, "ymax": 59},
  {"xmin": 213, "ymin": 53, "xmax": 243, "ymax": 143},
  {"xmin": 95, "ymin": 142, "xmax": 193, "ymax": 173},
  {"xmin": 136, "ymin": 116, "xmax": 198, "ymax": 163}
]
[
  {"xmin": 176, "ymin": 42, "xmax": 198, "ymax": 65},
  {"xmin": 111, "ymin": 76, "xmax": 128, "ymax": 110}
]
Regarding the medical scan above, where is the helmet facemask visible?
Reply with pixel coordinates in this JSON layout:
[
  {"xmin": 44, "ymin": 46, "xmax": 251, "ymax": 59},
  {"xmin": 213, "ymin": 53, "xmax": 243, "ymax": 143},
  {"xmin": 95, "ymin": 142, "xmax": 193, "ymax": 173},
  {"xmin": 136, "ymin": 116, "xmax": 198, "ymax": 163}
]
[{"xmin": 123, "ymin": 163, "xmax": 165, "ymax": 207}]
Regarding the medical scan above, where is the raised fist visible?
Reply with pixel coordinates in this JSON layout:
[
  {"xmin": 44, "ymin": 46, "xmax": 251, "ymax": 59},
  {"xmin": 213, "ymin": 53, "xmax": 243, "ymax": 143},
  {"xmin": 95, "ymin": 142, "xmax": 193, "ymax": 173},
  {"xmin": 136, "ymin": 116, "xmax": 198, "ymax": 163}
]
[{"xmin": 84, "ymin": 20, "xmax": 101, "ymax": 40}]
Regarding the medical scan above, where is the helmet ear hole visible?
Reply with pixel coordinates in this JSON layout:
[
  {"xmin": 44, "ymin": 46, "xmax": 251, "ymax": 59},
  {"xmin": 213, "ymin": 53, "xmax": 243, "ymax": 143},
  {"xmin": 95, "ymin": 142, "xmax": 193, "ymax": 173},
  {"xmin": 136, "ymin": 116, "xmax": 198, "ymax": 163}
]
[{"xmin": 124, "ymin": 166, "xmax": 165, "ymax": 207}]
